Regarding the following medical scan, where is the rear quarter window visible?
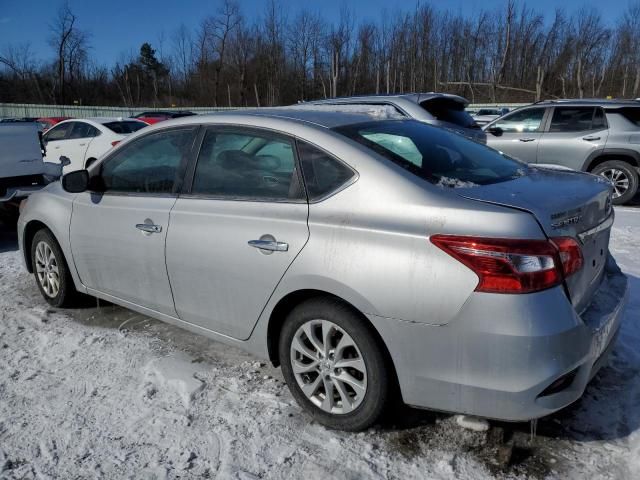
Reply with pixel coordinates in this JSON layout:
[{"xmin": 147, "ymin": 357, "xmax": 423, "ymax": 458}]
[
  {"xmin": 616, "ymin": 107, "xmax": 640, "ymax": 127},
  {"xmin": 297, "ymin": 141, "xmax": 355, "ymax": 201}
]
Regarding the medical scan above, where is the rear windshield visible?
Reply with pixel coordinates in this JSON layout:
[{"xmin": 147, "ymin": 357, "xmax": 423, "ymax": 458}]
[
  {"xmin": 335, "ymin": 120, "xmax": 526, "ymax": 187},
  {"xmin": 103, "ymin": 121, "xmax": 147, "ymax": 134},
  {"xmin": 420, "ymin": 98, "xmax": 478, "ymax": 129},
  {"xmin": 616, "ymin": 107, "xmax": 640, "ymax": 127}
]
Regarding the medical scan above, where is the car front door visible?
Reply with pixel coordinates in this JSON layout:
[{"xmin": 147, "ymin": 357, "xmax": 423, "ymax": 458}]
[
  {"xmin": 69, "ymin": 127, "xmax": 199, "ymax": 315},
  {"xmin": 485, "ymin": 107, "xmax": 548, "ymax": 163},
  {"xmin": 165, "ymin": 127, "xmax": 310, "ymax": 340},
  {"xmin": 537, "ymin": 106, "xmax": 609, "ymax": 170},
  {"xmin": 62, "ymin": 122, "xmax": 101, "ymax": 172},
  {"xmin": 42, "ymin": 122, "xmax": 73, "ymax": 163}
]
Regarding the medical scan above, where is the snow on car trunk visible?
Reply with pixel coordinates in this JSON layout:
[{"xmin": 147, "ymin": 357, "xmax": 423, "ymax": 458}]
[{"xmin": 458, "ymin": 168, "xmax": 614, "ymax": 313}]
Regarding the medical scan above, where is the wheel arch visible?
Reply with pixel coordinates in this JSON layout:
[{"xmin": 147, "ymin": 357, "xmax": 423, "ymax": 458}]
[
  {"xmin": 583, "ymin": 149, "xmax": 640, "ymax": 172},
  {"xmin": 22, "ymin": 219, "xmax": 50, "ymax": 273},
  {"xmin": 266, "ymin": 289, "xmax": 400, "ymax": 394}
]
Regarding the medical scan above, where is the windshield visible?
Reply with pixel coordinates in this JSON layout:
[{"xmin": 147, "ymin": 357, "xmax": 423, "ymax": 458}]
[
  {"xmin": 103, "ymin": 121, "xmax": 147, "ymax": 134},
  {"xmin": 334, "ymin": 120, "xmax": 527, "ymax": 187}
]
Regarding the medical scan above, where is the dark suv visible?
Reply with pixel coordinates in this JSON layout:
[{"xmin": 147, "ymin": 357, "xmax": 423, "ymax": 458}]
[{"xmin": 484, "ymin": 99, "xmax": 640, "ymax": 204}]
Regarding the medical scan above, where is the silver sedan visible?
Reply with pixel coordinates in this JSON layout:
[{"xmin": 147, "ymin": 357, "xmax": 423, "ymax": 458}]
[{"xmin": 18, "ymin": 109, "xmax": 628, "ymax": 431}]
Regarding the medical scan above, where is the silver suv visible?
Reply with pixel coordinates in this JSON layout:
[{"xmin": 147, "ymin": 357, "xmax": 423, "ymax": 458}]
[
  {"xmin": 484, "ymin": 99, "xmax": 640, "ymax": 204},
  {"xmin": 305, "ymin": 93, "xmax": 486, "ymax": 144}
]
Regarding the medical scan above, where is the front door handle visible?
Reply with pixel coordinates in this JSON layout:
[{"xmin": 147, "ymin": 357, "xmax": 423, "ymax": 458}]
[
  {"xmin": 136, "ymin": 223, "xmax": 162, "ymax": 234},
  {"xmin": 519, "ymin": 138, "xmax": 536, "ymax": 142},
  {"xmin": 248, "ymin": 239, "xmax": 289, "ymax": 252},
  {"xmin": 583, "ymin": 136, "xmax": 601, "ymax": 141}
]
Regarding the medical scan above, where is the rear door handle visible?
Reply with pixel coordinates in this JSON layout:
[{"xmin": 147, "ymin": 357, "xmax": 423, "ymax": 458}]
[
  {"xmin": 519, "ymin": 138, "xmax": 536, "ymax": 142},
  {"xmin": 583, "ymin": 136, "xmax": 601, "ymax": 141},
  {"xmin": 248, "ymin": 239, "xmax": 289, "ymax": 252},
  {"xmin": 136, "ymin": 224, "xmax": 162, "ymax": 233}
]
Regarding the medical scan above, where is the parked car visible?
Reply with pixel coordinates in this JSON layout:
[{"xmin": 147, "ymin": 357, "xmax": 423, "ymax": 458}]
[
  {"xmin": 1, "ymin": 123, "xmax": 65, "ymax": 219},
  {"xmin": 472, "ymin": 107, "xmax": 510, "ymax": 126},
  {"xmin": 133, "ymin": 110, "xmax": 196, "ymax": 125},
  {"xmin": 303, "ymin": 93, "xmax": 486, "ymax": 143},
  {"xmin": 19, "ymin": 110, "xmax": 627, "ymax": 431},
  {"xmin": 484, "ymin": 99, "xmax": 640, "ymax": 204},
  {"xmin": 42, "ymin": 117, "xmax": 148, "ymax": 172},
  {"xmin": 37, "ymin": 116, "xmax": 72, "ymax": 132}
]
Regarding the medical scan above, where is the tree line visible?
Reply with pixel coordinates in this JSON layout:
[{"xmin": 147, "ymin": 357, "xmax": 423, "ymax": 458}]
[{"xmin": 1, "ymin": 0, "xmax": 640, "ymax": 108}]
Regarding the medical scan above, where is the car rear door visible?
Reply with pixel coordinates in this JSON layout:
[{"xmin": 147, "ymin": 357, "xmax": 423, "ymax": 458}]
[
  {"xmin": 69, "ymin": 127, "xmax": 198, "ymax": 315},
  {"xmin": 537, "ymin": 106, "xmax": 609, "ymax": 170},
  {"xmin": 485, "ymin": 107, "xmax": 548, "ymax": 163},
  {"xmin": 165, "ymin": 127, "xmax": 310, "ymax": 340}
]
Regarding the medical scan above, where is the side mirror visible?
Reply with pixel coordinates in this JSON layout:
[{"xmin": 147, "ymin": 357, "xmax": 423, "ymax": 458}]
[
  {"xmin": 62, "ymin": 170, "xmax": 89, "ymax": 193},
  {"xmin": 59, "ymin": 155, "xmax": 71, "ymax": 167},
  {"xmin": 487, "ymin": 126, "xmax": 504, "ymax": 137}
]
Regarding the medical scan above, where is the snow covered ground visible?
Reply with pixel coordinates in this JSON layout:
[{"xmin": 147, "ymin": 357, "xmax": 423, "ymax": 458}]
[{"xmin": 0, "ymin": 207, "xmax": 639, "ymax": 479}]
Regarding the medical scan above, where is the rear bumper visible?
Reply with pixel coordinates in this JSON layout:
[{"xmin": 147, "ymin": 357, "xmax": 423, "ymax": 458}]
[{"xmin": 369, "ymin": 254, "xmax": 628, "ymax": 421}]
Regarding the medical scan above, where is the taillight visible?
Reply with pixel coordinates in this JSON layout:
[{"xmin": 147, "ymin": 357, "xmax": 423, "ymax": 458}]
[
  {"xmin": 111, "ymin": 140, "xmax": 120, "ymax": 147},
  {"xmin": 430, "ymin": 235, "xmax": 583, "ymax": 294},
  {"xmin": 551, "ymin": 237, "xmax": 583, "ymax": 277}
]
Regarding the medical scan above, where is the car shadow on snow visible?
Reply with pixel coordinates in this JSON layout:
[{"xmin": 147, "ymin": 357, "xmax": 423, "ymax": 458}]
[{"xmin": 0, "ymin": 219, "xmax": 18, "ymax": 253}]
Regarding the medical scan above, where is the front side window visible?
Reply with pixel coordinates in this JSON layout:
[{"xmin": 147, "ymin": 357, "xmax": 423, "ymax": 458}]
[
  {"xmin": 549, "ymin": 107, "xmax": 599, "ymax": 132},
  {"xmin": 191, "ymin": 129, "xmax": 302, "ymax": 201},
  {"xmin": 297, "ymin": 141, "xmax": 355, "ymax": 200},
  {"xmin": 493, "ymin": 108, "xmax": 545, "ymax": 133},
  {"xmin": 335, "ymin": 120, "xmax": 526, "ymax": 187},
  {"xmin": 99, "ymin": 128, "xmax": 196, "ymax": 194}
]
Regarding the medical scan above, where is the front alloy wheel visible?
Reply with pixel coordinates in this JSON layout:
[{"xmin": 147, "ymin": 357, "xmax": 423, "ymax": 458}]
[{"xmin": 35, "ymin": 240, "xmax": 60, "ymax": 298}]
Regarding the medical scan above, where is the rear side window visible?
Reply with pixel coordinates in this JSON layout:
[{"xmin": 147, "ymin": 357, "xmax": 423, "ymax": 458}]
[
  {"xmin": 297, "ymin": 141, "xmax": 355, "ymax": 201},
  {"xmin": 103, "ymin": 121, "xmax": 147, "ymax": 134},
  {"xmin": 100, "ymin": 128, "xmax": 196, "ymax": 194},
  {"xmin": 68, "ymin": 122, "xmax": 99, "ymax": 139},
  {"xmin": 191, "ymin": 130, "xmax": 303, "ymax": 201},
  {"xmin": 44, "ymin": 123, "xmax": 72, "ymax": 141},
  {"xmin": 549, "ymin": 107, "xmax": 603, "ymax": 132},
  {"xmin": 420, "ymin": 98, "xmax": 477, "ymax": 128},
  {"xmin": 493, "ymin": 108, "xmax": 545, "ymax": 133},
  {"xmin": 616, "ymin": 107, "xmax": 640, "ymax": 126}
]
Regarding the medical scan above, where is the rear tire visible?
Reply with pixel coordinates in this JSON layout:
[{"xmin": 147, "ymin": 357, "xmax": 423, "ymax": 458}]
[
  {"xmin": 279, "ymin": 297, "xmax": 391, "ymax": 431},
  {"xmin": 31, "ymin": 229, "xmax": 81, "ymax": 308},
  {"xmin": 592, "ymin": 160, "xmax": 639, "ymax": 205}
]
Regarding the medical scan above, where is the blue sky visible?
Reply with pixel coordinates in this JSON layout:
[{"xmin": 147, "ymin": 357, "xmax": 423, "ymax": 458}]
[{"xmin": 0, "ymin": 0, "xmax": 630, "ymax": 67}]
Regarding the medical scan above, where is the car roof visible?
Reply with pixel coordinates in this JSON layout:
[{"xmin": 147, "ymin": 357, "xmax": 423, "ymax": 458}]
[
  {"xmin": 304, "ymin": 92, "xmax": 470, "ymax": 106},
  {"xmin": 533, "ymin": 99, "xmax": 640, "ymax": 108},
  {"xmin": 57, "ymin": 117, "xmax": 144, "ymax": 125},
  {"xmin": 150, "ymin": 107, "xmax": 404, "ymax": 129}
]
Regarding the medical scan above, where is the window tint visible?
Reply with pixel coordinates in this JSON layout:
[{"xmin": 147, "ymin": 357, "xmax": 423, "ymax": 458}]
[
  {"xmin": 617, "ymin": 107, "xmax": 640, "ymax": 126},
  {"xmin": 44, "ymin": 123, "xmax": 71, "ymax": 141},
  {"xmin": 103, "ymin": 121, "xmax": 147, "ymax": 134},
  {"xmin": 549, "ymin": 107, "xmax": 597, "ymax": 132},
  {"xmin": 493, "ymin": 108, "xmax": 545, "ymax": 132},
  {"xmin": 335, "ymin": 120, "xmax": 526, "ymax": 187},
  {"xmin": 191, "ymin": 130, "xmax": 302, "ymax": 200},
  {"xmin": 420, "ymin": 98, "xmax": 477, "ymax": 128},
  {"xmin": 68, "ymin": 122, "xmax": 99, "ymax": 139},
  {"xmin": 99, "ymin": 128, "xmax": 195, "ymax": 194},
  {"xmin": 297, "ymin": 141, "xmax": 355, "ymax": 200},
  {"xmin": 592, "ymin": 108, "xmax": 607, "ymax": 129}
]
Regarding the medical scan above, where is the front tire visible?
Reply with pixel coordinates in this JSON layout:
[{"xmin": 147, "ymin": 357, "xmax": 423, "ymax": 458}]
[
  {"xmin": 279, "ymin": 297, "xmax": 391, "ymax": 431},
  {"xmin": 592, "ymin": 160, "xmax": 639, "ymax": 205},
  {"xmin": 31, "ymin": 229, "xmax": 80, "ymax": 307}
]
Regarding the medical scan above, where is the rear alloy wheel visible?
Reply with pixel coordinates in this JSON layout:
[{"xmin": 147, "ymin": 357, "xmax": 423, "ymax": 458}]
[
  {"xmin": 279, "ymin": 297, "xmax": 391, "ymax": 431},
  {"xmin": 31, "ymin": 229, "xmax": 81, "ymax": 307},
  {"xmin": 592, "ymin": 160, "xmax": 639, "ymax": 205}
]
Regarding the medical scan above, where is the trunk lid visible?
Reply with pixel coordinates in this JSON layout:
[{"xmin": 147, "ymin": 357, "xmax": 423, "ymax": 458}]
[{"xmin": 457, "ymin": 168, "xmax": 614, "ymax": 313}]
